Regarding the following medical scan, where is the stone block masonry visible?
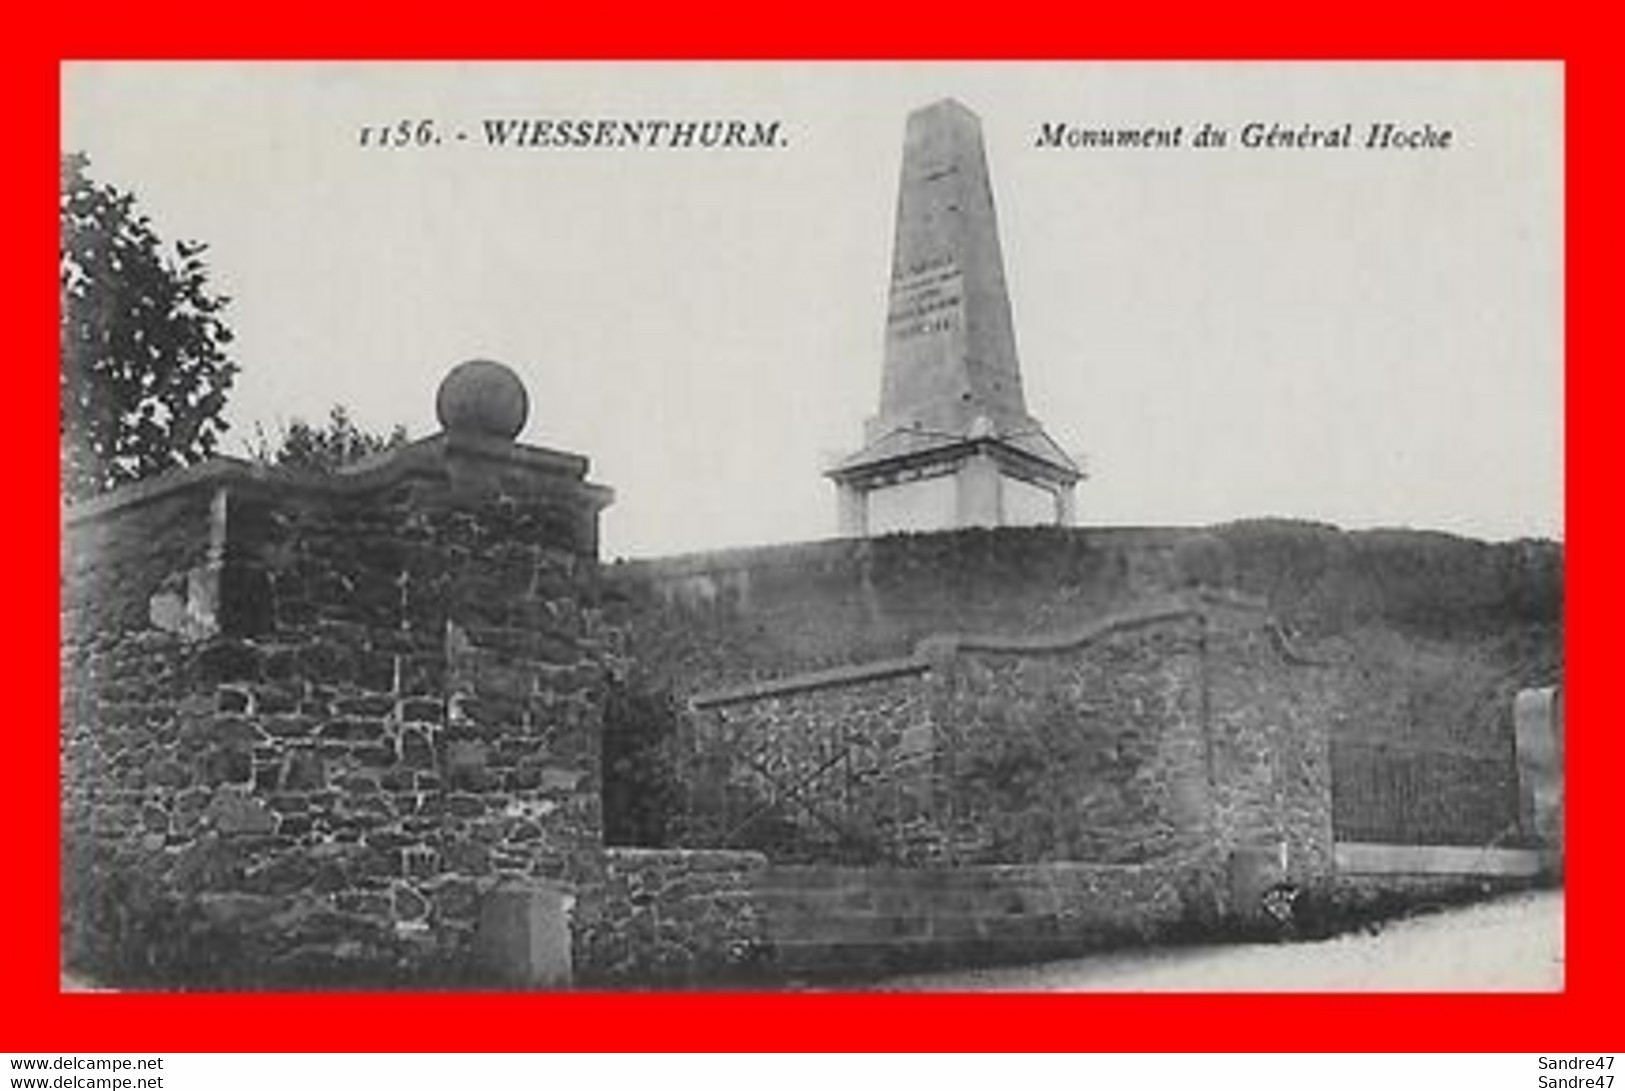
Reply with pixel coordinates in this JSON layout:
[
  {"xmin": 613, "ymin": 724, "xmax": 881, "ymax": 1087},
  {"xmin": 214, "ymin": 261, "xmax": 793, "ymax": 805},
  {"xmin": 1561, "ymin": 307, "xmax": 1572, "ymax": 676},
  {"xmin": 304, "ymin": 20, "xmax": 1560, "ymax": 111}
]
[
  {"xmin": 754, "ymin": 861, "xmax": 1200, "ymax": 981},
  {"xmin": 60, "ymin": 361, "xmax": 615, "ymax": 987},
  {"xmin": 575, "ymin": 851, "xmax": 1206, "ymax": 987}
]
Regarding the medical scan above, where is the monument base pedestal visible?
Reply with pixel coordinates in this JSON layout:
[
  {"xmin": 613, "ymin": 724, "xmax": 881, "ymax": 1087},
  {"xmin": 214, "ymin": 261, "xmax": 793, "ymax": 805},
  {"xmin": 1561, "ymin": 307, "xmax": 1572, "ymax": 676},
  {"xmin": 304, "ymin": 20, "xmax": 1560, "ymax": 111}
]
[{"xmin": 835, "ymin": 445, "xmax": 1075, "ymax": 537}]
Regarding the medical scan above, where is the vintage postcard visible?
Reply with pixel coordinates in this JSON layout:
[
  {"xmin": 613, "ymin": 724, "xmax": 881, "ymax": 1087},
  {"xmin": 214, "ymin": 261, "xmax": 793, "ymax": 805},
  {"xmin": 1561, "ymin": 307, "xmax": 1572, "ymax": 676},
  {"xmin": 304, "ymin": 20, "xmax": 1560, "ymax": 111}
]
[{"xmin": 57, "ymin": 61, "xmax": 1562, "ymax": 998}]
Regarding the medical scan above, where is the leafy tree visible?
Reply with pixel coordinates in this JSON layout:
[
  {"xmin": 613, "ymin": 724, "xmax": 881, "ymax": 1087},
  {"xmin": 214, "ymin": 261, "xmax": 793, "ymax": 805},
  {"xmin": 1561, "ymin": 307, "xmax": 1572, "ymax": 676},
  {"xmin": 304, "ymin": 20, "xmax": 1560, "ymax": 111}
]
[
  {"xmin": 249, "ymin": 404, "xmax": 409, "ymax": 473},
  {"xmin": 60, "ymin": 153, "xmax": 238, "ymax": 502}
]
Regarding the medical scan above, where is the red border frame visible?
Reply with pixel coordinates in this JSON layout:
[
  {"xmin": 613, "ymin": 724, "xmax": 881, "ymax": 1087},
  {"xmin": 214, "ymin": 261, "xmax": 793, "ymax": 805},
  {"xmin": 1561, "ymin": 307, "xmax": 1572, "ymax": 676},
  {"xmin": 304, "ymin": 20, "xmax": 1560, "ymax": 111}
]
[{"xmin": 5, "ymin": 2, "xmax": 1610, "ymax": 1051}]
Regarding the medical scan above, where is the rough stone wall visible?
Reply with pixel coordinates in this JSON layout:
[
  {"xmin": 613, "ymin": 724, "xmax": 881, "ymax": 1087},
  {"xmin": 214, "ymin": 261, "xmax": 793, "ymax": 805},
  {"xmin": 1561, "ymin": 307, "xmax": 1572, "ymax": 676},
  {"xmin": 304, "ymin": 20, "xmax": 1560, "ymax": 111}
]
[
  {"xmin": 61, "ymin": 480, "xmax": 246, "ymax": 983},
  {"xmin": 61, "ymin": 439, "xmax": 613, "ymax": 986},
  {"xmin": 671, "ymin": 607, "xmax": 1328, "ymax": 883},
  {"xmin": 574, "ymin": 848, "xmax": 768, "ymax": 986},
  {"xmin": 932, "ymin": 619, "xmax": 1207, "ymax": 865},
  {"xmin": 681, "ymin": 672, "xmax": 936, "ymax": 863}
]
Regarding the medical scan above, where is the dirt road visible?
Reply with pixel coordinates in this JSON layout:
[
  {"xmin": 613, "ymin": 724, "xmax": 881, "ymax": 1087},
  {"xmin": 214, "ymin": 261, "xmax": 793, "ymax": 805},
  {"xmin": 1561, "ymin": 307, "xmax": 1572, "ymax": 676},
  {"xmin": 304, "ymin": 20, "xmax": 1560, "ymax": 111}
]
[{"xmin": 874, "ymin": 889, "xmax": 1564, "ymax": 992}]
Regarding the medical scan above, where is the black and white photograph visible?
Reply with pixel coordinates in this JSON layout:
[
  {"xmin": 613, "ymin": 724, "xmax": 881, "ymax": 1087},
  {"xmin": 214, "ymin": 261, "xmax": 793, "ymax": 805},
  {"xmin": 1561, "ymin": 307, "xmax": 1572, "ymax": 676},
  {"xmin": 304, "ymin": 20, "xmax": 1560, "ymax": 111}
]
[{"xmin": 58, "ymin": 61, "xmax": 1563, "ymax": 993}]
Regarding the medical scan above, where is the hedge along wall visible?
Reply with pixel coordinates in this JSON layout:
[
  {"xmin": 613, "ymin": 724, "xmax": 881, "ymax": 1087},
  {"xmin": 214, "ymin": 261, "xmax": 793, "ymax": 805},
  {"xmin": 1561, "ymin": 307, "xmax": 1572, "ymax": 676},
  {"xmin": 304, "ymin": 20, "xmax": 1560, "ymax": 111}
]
[
  {"xmin": 61, "ymin": 428, "xmax": 615, "ymax": 987},
  {"xmin": 605, "ymin": 528, "xmax": 1169, "ymax": 696},
  {"xmin": 606, "ymin": 522, "xmax": 1561, "ymax": 698},
  {"xmin": 675, "ymin": 596, "xmax": 1336, "ymax": 900}
]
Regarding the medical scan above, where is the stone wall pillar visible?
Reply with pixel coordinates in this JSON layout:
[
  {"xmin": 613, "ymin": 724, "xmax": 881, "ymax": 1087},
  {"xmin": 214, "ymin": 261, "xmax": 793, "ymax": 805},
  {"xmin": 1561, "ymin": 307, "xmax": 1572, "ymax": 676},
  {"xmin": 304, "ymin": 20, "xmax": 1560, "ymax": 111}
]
[
  {"xmin": 61, "ymin": 359, "xmax": 616, "ymax": 987},
  {"xmin": 1200, "ymin": 597, "xmax": 1337, "ymax": 916},
  {"xmin": 1514, "ymin": 685, "xmax": 1563, "ymax": 867}
]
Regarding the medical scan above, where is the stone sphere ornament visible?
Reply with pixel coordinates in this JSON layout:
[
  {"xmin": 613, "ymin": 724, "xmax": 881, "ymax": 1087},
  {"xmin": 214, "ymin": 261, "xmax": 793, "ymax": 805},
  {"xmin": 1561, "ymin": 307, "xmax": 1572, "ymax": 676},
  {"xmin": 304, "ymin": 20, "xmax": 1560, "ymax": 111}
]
[{"xmin": 436, "ymin": 359, "xmax": 529, "ymax": 440}]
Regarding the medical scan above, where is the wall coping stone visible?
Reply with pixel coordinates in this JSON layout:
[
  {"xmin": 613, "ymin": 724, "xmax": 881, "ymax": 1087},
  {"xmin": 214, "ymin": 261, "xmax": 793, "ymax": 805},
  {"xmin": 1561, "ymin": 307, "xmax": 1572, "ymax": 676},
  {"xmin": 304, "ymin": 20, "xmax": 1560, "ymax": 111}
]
[
  {"xmin": 687, "ymin": 590, "xmax": 1332, "ymax": 712},
  {"xmin": 64, "ymin": 432, "xmax": 613, "ymax": 528},
  {"xmin": 690, "ymin": 600, "xmax": 1213, "ymax": 710},
  {"xmin": 691, "ymin": 655, "xmax": 930, "ymax": 709},
  {"xmin": 921, "ymin": 601, "xmax": 1198, "ymax": 658}
]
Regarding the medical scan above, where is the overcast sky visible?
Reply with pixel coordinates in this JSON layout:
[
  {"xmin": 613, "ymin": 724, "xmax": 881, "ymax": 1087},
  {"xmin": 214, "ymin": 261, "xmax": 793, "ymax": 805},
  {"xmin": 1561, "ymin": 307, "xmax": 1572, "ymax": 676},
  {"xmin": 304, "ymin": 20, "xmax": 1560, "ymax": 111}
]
[{"xmin": 60, "ymin": 61, "xmax": 1562, "ymax": 559}]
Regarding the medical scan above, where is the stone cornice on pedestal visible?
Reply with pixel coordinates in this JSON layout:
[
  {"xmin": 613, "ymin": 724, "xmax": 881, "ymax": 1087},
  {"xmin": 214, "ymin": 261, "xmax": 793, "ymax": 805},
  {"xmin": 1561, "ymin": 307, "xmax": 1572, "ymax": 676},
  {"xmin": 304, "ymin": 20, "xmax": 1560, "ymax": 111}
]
[{"xmin": 65, "ymin": 360, "xmax": 614, "ymax": 531}]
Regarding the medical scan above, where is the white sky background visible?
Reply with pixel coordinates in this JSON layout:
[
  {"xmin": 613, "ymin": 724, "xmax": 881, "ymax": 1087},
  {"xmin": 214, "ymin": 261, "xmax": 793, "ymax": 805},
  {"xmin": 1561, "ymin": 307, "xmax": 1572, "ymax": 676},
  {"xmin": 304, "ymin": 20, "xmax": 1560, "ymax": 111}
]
[{"xmin": 60, "ymin": 62, "xmax": 1562, "ymax": 560}]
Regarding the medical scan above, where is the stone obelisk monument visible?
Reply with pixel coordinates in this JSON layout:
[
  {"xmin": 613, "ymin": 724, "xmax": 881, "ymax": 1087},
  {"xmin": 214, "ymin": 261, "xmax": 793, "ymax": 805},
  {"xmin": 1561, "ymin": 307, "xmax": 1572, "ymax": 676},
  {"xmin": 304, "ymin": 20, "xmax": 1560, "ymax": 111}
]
[{"xmin": 827, "ymin": 99, "xmax": 1081, "ymax": 536}]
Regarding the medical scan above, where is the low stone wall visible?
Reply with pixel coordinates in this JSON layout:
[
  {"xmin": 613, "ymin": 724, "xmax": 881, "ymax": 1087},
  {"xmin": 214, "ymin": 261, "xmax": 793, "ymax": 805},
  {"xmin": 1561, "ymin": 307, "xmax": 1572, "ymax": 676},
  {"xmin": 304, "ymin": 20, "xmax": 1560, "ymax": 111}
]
[
  {"xmin": 754, "ymin": 860, "xmax": 1214, "ymax": 980},
  {"xmin": 575, "ymin": 848, "xmax": 769, "ymax": 986},
  {"xmin": 572, "ymin": 846, "xmax": 1556, "ymax": 988},
  {"xmin": 1304, "ymin": 869, "xmax": 1543, "ymax": 937},
  {"xmin": 575, "ymin": 855, "xmax": 1213, "ymax": 987}
]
